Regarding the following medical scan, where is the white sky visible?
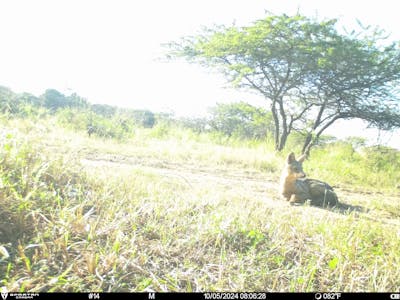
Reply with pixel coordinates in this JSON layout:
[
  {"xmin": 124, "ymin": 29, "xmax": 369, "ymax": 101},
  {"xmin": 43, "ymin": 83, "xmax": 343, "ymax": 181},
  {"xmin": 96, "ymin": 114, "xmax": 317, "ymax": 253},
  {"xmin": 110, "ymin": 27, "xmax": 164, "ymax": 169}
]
[{"xmin": 0, "ymin": 0, "xmax": 399, "ymax": 148}]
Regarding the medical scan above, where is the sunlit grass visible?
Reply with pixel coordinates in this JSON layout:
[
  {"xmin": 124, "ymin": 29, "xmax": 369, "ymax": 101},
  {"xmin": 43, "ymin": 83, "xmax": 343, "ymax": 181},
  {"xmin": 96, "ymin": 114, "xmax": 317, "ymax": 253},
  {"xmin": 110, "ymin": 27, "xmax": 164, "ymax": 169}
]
[{"xmin": 0, "ymin": 118, "xmax": 399, "ymax": 292}]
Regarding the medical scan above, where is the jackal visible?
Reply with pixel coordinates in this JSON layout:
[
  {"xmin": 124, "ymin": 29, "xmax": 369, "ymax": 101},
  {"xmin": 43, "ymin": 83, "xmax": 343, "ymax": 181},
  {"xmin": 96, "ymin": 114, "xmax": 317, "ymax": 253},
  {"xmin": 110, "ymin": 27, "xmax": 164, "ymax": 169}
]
[{"xmin": 280, "ymin": 152, "xmax": 339, "ymax": 207}]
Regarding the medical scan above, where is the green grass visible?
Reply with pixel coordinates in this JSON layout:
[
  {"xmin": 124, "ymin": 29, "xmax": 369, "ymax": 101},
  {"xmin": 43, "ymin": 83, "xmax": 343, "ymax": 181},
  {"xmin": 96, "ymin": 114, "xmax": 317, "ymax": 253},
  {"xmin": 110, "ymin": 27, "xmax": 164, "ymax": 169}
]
[
  {"xmin": 0, "ymin": 118, "xmax": 399, "ymax": 292},
  {"xmin": 306, "ymin": 143, "xmax": 400, "ymax": 194}
]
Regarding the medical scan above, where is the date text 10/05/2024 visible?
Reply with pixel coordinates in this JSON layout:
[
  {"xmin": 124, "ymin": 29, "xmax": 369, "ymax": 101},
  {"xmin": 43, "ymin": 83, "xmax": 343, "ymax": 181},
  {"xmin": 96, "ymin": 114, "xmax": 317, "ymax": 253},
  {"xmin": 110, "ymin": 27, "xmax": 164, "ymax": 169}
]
[{"xmin": 203, "ymin": 293, "xmax": 267, "ymax": 300}]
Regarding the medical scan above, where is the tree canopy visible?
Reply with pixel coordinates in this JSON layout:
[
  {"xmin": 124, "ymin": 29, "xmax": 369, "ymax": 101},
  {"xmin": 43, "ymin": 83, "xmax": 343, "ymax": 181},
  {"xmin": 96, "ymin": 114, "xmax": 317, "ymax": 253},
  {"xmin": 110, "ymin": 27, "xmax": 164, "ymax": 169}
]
[
  {"xmin": 167, "ymin": 14, "xmax": 400, "ymax": 153},
  {"xmin": 208, "ymin": 101, "xmax": 273, "ymax": 139}
]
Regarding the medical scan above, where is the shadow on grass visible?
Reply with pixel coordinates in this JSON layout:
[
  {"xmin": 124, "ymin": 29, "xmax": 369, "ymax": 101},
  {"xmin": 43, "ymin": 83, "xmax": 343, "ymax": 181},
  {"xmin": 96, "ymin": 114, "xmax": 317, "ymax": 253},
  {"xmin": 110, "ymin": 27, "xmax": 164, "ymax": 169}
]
[
  {"xmin": 291, "ymin": 200, "xmax": 370, "ymax": 214},
  {"xmin": 334, "ymin": 201, "xmax": 370, "ymax": 214},
  {"xmin": 291, "ymin": 199, "xmax": 369, "ymax": 214}
]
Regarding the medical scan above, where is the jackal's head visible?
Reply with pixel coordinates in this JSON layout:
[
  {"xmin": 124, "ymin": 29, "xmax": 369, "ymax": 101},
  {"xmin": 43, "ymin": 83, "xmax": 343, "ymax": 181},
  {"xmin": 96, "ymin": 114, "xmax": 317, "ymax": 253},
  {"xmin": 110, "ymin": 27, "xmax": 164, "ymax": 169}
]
[{"xmin": 284, "ymin": 152, "xmax": 306, "ymax": 179}]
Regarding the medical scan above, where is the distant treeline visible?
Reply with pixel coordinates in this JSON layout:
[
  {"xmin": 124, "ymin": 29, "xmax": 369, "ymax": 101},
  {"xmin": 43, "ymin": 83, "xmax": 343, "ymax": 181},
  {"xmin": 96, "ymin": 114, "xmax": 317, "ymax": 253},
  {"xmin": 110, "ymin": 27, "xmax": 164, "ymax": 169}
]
[
  {"xmin": 2, "ymin": 85, "xmax": 400, "ymax": 182},
  {"xmin": 0, "ymin": 85, "xmax": 275, "ymax": 141}
]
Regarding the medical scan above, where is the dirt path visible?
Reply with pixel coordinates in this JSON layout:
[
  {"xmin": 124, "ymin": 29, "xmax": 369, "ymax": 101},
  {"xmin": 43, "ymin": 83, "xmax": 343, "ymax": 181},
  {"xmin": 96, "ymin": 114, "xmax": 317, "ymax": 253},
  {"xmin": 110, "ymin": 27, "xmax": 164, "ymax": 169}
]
[
  {"xmin": 80, "ymin": 153, "xmax": 400, "ymax": 225},
  {"xmin": 81, "ymin": 153, "xmax": 287, "ymax": 208}
]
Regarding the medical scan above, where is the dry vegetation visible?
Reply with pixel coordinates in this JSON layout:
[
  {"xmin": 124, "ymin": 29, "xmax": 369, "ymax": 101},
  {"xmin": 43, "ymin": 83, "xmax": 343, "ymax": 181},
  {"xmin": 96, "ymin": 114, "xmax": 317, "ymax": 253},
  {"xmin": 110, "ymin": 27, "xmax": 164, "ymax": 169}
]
[{"xmin": 0, "ymin": 118, "xmax": 399, "ymax": 292}]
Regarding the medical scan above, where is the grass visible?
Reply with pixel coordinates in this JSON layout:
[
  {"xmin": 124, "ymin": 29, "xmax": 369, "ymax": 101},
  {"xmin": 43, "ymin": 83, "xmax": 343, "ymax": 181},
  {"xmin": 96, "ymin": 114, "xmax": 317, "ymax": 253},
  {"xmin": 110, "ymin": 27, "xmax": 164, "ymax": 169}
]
[{"xmin": 0, "ymin": 117, "xmax": 399, "ymax": 292}]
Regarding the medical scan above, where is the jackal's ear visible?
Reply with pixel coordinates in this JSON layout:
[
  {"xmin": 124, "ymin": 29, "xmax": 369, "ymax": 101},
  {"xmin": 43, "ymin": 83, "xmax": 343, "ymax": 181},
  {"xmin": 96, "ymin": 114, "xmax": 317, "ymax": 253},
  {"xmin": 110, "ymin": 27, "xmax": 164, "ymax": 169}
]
[
  {"xmin": 287, "ymin": 152, "xmax": 296, "ymax": 164},
  {"xmin": 298, "ymin": 154, "xmax": 307, "ymax": 163}
]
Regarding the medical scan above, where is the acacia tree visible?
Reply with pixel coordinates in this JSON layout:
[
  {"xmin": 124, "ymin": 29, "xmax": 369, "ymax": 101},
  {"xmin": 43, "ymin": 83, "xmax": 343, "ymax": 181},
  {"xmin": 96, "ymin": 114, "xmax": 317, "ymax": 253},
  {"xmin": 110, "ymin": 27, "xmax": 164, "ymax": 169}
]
[
  {"xmin": 209, "ymin": 102, "xmax": 274, "ymax": 139},
  {"xmin": 166, "ymin": 14, "xmax": 400, "ymax": 153}
]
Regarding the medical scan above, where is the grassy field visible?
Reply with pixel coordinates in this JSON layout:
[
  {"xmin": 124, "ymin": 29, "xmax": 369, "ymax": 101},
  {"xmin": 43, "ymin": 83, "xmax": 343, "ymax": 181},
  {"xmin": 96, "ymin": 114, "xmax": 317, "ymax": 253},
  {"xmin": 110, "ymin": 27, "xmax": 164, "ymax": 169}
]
[{"xmin": 0, "ymin": 117, "xmax": 399, "ymax": 292}]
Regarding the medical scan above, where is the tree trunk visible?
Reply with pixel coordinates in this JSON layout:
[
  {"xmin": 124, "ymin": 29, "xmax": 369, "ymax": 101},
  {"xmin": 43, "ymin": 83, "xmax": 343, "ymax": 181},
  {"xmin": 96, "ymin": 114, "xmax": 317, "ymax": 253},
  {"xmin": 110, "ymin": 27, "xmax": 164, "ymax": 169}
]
[
  {"xmin": 278, "ymin": 131, "xmax": 289, "ymax": 151},
  {"xmin": 301, "ymin": 132, "xmax": 313, "ymax": 155},
  {"xmin": 273, "ymin": 96, "xmax": 291, "ymax": 151},
  {"xmin": 271, "ymin": 100, "xmax": 281, "ymax": 151}
]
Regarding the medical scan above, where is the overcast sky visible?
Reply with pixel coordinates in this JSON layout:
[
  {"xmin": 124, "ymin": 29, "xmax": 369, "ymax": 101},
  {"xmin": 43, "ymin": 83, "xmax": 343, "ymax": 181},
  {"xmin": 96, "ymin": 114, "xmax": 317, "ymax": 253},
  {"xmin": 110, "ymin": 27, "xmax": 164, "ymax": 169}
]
[{"xmin": 1, "ymin": 0, "xmax": 399, "ymax": 147}]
